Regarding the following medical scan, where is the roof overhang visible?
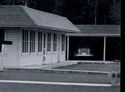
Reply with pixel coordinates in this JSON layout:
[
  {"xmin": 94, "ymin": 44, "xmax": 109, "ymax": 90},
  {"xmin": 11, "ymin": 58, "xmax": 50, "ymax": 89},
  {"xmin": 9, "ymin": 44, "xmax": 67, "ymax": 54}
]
[
  {"xmin": 0, "ymin": 25, "xmax": 80, "ymax": 33},
  {"xmin": 0, "ymin": 5, "xmax": 80, "ymax": 33},
  {"xmin": 66, "ymin": 33, "xmax": 120, "ymax": 37}
]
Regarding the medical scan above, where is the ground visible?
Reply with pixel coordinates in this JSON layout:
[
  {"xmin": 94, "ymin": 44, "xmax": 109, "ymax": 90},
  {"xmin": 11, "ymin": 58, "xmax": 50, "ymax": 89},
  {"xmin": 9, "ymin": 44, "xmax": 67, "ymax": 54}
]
[
  {"xmin": 55, "ymin": 63, "xmax": 120, "ymax": 72},
  {"xmin": 0, "ymin": 62, "xmax": 120, "ymax": 92},
  {"xmin": 0, "ymin": 83, "xmax": 120, "ymax": 92}
]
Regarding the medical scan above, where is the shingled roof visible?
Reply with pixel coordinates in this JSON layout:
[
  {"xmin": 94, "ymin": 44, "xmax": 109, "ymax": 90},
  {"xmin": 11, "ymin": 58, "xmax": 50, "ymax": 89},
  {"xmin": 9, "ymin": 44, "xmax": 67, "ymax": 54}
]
[
  {"xmin": 0, "ymin": 5, "xmax": 80, "ymax": 32},
  {"xmin": 67, "ymin": 25, "xmax": 120, "ymax": 37}
]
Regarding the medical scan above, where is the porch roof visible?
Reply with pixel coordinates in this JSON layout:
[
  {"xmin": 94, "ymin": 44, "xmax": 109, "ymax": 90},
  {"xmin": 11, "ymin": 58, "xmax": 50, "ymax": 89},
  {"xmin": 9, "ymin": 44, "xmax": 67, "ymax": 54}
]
[
  {"xmin": 66, "ymin": 25, "xmax": 120, "ymax": 37},
  {"xmin": 0, "ymin": 5, "xmax": 80, "ymax": 33}
]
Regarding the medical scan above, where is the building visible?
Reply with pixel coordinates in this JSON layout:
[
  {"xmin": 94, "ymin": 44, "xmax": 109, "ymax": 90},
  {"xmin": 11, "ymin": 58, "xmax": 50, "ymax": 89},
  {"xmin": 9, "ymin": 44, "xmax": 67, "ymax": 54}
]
[
  {"xmin": 66, "ymin": 25, "xmax": 120, "ymax": 61},
  {"xmin": 0, "ymin": 5, "xmax": 120, "ymax": 68},
  {"xmin": 0, "ymin": 5, "xmax": 80, "ymax": 68}
]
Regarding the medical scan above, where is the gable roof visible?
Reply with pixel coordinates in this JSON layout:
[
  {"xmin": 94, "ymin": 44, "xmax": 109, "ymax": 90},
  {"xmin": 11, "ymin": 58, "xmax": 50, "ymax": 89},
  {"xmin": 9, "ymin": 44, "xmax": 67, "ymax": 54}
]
[
  {"xmin": 67, "ymin": 25, "xmax": 120, "ymax": 37},
  {"xmin": 0, "ymin": 5, "xmax": 80, "ymax": 32}
]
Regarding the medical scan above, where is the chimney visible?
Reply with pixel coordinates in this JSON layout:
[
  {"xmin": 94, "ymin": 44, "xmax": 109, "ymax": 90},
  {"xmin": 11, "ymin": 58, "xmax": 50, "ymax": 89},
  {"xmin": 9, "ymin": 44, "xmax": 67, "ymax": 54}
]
[{"xmin": 24, "ymin": 0, "xmax": 28, "ymax": 7}]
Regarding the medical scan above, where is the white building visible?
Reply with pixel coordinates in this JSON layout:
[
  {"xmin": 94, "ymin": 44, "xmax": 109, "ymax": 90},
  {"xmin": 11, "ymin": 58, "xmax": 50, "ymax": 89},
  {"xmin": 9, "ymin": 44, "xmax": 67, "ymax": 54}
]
[{"xmin": 0, "ymin": 5, "xmax": 80, "ymax": 68}]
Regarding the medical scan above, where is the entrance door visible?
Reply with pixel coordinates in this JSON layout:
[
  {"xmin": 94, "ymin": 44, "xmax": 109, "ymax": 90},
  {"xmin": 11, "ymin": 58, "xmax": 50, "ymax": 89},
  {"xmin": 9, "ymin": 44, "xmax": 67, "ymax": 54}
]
[{"xmin": 43, "ymin": 33, "xmax": 52, "ymax": 64}]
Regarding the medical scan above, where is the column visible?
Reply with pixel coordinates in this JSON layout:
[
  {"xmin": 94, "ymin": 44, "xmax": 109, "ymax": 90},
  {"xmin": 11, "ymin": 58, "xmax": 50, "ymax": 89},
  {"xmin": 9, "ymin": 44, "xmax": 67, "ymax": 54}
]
[
  {"xmin": 103, "ymin": 36, "xmax": 106, "ymax": 61},
  {"xmin": 67, "ymin": 36, "xmax": 69, "ymax": 60}
]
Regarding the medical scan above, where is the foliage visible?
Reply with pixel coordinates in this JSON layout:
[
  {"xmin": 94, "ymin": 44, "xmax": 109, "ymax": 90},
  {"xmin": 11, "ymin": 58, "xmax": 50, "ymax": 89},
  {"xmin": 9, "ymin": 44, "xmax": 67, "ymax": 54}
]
[{"xmin": 0, "ymin": 0, "xmax": 120, "ymax": 24}]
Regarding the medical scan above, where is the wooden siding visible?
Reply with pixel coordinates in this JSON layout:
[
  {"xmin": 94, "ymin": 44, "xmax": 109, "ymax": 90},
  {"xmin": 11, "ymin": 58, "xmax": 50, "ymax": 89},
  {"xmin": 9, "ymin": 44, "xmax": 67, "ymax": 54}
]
[
  {"xmin": 1, "ymin": 28, "xmax": 66, "ymax": 67},
  {"xmin": 3, "ymin": 29, "xmax": 19, "ymax": 67}
]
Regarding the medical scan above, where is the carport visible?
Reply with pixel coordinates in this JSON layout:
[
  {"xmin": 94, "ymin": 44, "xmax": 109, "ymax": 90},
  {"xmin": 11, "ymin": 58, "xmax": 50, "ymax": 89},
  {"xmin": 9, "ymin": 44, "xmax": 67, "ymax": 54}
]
[{"xmin": 66, "ymin": 25, "xmax": 120, "ymax": 61}]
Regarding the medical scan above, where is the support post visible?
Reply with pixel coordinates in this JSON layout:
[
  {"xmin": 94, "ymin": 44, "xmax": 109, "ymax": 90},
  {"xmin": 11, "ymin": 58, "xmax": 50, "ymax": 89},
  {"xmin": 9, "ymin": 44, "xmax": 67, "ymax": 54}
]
[
  {"xmin": 103, "ymin": 37, "xmax": 106, "ymax": 61},
  {"xmin": 67, "ymin": 36, "xmax": 69, "ymax": 60}
]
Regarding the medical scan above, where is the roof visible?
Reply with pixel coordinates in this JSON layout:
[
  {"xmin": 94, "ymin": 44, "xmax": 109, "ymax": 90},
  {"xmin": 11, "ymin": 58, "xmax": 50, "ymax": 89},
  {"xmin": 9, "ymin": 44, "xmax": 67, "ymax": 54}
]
[
  {"xmin": 66, "ymin": 25, "xmax": 120, "ymax": 37},
  {"xmin": 0, "ymin": 5, "xmax": 80, "ymax": 32}
]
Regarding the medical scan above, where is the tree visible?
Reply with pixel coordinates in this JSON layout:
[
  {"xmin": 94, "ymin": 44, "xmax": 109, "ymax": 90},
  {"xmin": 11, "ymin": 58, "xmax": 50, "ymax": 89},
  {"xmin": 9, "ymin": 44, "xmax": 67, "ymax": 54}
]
[
  {"xmin": 60, "ymin": 0, "xmax": 88, "ymax": 24},
  {"xmin": 0, "ymin": 0, "xmax": 121, "ymax": 24},
  {"xmin": 110, "ymin": 0, "xmax": 121, "ymax": 24}
]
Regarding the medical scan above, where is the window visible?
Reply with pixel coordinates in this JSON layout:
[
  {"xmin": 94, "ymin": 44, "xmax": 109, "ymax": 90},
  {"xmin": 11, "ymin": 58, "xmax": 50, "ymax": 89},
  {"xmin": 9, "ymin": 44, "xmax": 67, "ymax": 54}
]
[
  {"xmin": 22, "ymin": 30, "xmax": 36, "ymax": 53},
  {"xmin": 61, "ymin": 34, "xmax": 65, "ymax": 51},
  {"xmin": 53, "ymin": 33, "xmax": 57, "ymax": 51},
  {"xmin": 30, "ymin": 31, "xmax": 35, "ymax": 53},
  {"xmin": 0, "ymin": 29, "xmax": 4, "ymax": 52},
  {"xmin": 47, "ymin": 33, "xmax": 51, "ymax": 52},
  {"xmin": 22, "ymin": 30, "xmax": 28, "ymax": 53},
  {"xmin": 38, "ymin": 32, "xmax": 42, "ymax": 52}
]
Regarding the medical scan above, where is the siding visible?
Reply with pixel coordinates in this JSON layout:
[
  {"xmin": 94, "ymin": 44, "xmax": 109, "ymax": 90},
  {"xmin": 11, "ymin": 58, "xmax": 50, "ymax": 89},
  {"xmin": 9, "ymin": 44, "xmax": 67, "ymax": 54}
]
[
  {"xmin": 3, "ymin": 29, "xmax": 19, "ymax": 67},
  {"xmin": 1, "ymin": 29, "xmax": 66, "ymax": 68}
]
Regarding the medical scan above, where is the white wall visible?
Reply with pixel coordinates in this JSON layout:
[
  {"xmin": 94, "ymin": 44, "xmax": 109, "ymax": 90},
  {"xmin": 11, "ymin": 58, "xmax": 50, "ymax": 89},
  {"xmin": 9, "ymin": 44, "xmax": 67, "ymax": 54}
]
[
  {"xmin": 3, "ymin": 29, "xmax": 20, "ymax": 67},
  {"xmin": 2, "ymin": 28, "xmax": 66, "ymax": 68}
]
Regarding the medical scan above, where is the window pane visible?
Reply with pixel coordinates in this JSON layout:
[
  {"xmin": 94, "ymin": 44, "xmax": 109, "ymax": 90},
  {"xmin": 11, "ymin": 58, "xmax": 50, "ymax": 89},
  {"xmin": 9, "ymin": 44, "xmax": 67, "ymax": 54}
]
[
  {"xmin": 22, "ymin": 30, "xmax": 28, "ymax": 53},
  {"xmin": 38, "ymin": 32, "xmax": 42, "ymax": 52},
  {"xmin": 62, "ymin": 34, "xmax": 65, "ymax": 51},
  {"xmin": 53, "ymin": 33, "xmax": 57, "ymax": 51},
  {"xmin": 47, "ymin": 33, "xmax": 51, "ymax": 51},
  {"xmin": 30, "ymin": 31, "xmax": 35, "ymax": 53}
]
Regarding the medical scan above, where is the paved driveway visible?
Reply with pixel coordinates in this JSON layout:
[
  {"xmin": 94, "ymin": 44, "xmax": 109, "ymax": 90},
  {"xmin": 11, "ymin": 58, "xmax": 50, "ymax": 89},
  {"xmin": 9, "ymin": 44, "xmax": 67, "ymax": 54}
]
[
  {"xmin": 0, "ymin": 62, "xmax": 120, "ymax": 92},
  {"xmin": 0, "ymin": 69, "xmax": 111, "ymax": 84},
  {"xmin": 0, "ymin": 83, "xmax": 120, "ymax": 92},
  {"xmin": 55, "ymin": 63, "xmax": 120, "ymax": 72}
]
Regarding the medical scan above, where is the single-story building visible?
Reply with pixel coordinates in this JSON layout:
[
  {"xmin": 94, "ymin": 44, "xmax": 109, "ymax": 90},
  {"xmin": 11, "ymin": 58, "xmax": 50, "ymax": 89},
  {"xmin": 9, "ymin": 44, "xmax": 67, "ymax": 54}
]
[
  {"xmin": 66, "ymin": 25, "xmax": 120, "ymax": 61},
  {"xmin": 0, "ymin": 5, "xmax": 80, "ymax": 68},
  {"xmin": 0, "ymin": 5, "xmax": 120, "ymax": 68}
]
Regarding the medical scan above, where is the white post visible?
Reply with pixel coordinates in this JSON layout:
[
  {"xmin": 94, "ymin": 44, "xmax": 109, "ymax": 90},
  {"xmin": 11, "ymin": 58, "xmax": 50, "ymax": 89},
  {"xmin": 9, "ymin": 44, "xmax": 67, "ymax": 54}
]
[
  {"xmin": 67, "ymin": 36, "xmax": 69, "ymax": 60},
  {"xmin": 0, "ymin": 44, "xmax": 5, "ymax": 70},
  {"xmin": 103, "ymin": 37, "xmax": 106, "ymax": 61}
]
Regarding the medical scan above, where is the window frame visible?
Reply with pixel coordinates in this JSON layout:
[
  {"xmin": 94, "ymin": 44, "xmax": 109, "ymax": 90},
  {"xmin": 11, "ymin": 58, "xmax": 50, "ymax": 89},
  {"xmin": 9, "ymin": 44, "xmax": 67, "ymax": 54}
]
[{"xmin": 22, "ymin": 30, "xmax": 36, "ymax": 54}]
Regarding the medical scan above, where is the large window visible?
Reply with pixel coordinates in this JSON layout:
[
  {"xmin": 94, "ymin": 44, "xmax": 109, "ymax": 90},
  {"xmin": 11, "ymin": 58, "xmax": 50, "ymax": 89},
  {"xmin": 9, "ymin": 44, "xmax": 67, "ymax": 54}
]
[
  {"xmin": 38, "ymin": 32, "xmax": 42, "ymax": 52},
  {"xmin": 0, "ymin": 29, "xmax": 4, "ymax": 52},
  {"xmin": 30, "ymin": 31, "xmax": 35, "ymax": 53},
  {"xmin": 47, "ymin": 33, "xmax": 51, "ymax": 52},
  {"xmin": 22, "ymin": 30, "xmax": 28, "ymax": 53},
  {"xmin": 53, "ymin": 33, "xmax": 57, "ymax": 51},
  {"xmin": 61, "ymin": 34, "xmax": 65, "ymax": 51},
  {"xmin": 22, "ymin": 30, "xmax": 36, "ymax": 53}
]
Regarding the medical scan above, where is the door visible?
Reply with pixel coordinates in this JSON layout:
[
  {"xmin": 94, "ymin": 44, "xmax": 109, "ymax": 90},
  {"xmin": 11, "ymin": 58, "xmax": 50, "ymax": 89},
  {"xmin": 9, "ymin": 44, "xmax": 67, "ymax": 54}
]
[{"xmin": 43, "ymin": 33, "xmax": 52, "ymax": 64}]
